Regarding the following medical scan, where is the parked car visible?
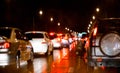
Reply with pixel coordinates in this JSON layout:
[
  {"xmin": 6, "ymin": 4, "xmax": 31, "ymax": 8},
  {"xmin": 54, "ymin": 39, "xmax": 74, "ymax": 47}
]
[
  {"xmin": 0, "ymin": 27, "xmax": 34, "ymax": 68},
  {"xmin": 25, "ymin": 31, "xmax": 53, "ymax": 55},
  {"xmin": 86, "ymin": 18, "xmax": 120, "ymax": 68}
]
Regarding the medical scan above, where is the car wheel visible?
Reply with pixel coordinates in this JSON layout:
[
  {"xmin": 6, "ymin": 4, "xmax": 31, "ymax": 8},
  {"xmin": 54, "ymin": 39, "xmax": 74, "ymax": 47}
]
[{"xmin": 27, "ymin": 50, "xmax": 34, "ymax": 63}]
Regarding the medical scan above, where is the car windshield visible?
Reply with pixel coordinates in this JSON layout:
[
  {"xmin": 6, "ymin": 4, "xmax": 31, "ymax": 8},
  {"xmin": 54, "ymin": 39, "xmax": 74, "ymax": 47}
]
[
  {"xmin": 0, "ymin": 29, "xmax": 12, "ymax": 39},
  {"xmin": 25, "ymin": 33, "xmax": 44, "ymax": 39},
  {"xmin": 98, "ymin": 19, "xmax": 120, "ymax": 33}
]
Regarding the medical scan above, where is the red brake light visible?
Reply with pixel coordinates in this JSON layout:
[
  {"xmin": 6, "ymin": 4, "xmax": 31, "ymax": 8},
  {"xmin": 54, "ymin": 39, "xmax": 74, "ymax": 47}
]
[
  {"xmin": 93, "ymin": 27, "xmax": 97, "ymax": 36},
  {"xmin": 49, "ymin": 32, "xmax": 55, "ymax": 36},
  {"xmin": 4, "ymin": 42, "xmax": 10, "ymax": 48}
]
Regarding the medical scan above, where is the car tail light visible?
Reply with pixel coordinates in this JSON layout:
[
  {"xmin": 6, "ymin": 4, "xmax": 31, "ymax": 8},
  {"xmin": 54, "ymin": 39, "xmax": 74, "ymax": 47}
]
[
  {"xmin": 49, "ymin": 32, "xmax": 55, "ymax": 36},
  {"xmin": 41, "ymin": 39, "xmax": 47, "ymax": 44},
  {"xmin": 93, "ymin": 27, "xmax": 97, "ymax": 37},
  {"xmin": 4, "ymin": 42, "xmax": 10, "ymax": 48},
  {"xmin": 92, "ymin": 27, "xmax": 97, "ymax": 46}
]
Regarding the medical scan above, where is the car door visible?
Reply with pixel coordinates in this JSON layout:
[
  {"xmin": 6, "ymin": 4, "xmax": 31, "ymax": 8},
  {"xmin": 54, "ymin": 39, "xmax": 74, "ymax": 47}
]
[
  {"xmin": 15, "ymin": 30, "xmax": 30, "ymax": 60},
  {"xmin": 45, "ymin": 33, "xmax": 53, "ymax": 51}
]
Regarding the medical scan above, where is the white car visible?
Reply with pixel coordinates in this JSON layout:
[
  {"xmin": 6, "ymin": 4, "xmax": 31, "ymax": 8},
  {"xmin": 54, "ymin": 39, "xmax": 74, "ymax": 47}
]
[
  {"xmin": 49, "ymin": 32, "xmax": 62, "ymax": 49},
  {"xmin": 25, "ymin": 31, "xmax": 53, "ymax": 55},
  {"xmin": 61, "ymin": 33, "xmax": 72, "ymax": 48},
  {"xmin": 51, "ymin": 38, "xmax": 62, "ymax": 48}
]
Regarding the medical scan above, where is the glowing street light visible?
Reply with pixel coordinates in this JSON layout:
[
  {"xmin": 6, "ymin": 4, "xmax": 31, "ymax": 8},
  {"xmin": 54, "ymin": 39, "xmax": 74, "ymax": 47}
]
[
  {"xmin": 33, "ymin": 10, "xmax": 43, "ymax": 31},
  {"xmin": 65, "ymin": 27, "xmax": 67, "ymax": 30},
  {"xmin": 96, "ymin": 8, "xmax": 100, "ymax": 13},
  {"xmin": 50, "ymin": 17, "xmax": 53, "ymax": 22},
  {"xmin": 90, "ymin": 21, "xmax": 92, "ymax": 24},
  {"xmin": 39, "ymin": 10, "xmax": 43, "ymax": 15},
  {"xmin": 58, "ymin": 22, "xmax": 60, "ymax": 26},
  {"xmin": 92, "ymin": 16, "xmax": 95, "ymax": 20}
]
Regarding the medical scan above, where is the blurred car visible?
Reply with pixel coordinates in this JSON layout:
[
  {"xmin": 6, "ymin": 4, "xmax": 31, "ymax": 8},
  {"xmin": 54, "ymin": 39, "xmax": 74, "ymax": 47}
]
[
  {"xmin": 25, "ymin": 31, "xmax": 53, "ymax": 55},
  {"xmin": 49, "ymin": 32, "xmax": 62, "ymax": 49},
  {"xmin": 0, "ymin": 27, "xmax": 33, "ymax": 68},
  {"xmin": 86, "ymin": 18, "xmax": 120, "ymax": 68},
  {"xmin": 61, "ymin": 33, "xmax": 72, "ymax": 48}
]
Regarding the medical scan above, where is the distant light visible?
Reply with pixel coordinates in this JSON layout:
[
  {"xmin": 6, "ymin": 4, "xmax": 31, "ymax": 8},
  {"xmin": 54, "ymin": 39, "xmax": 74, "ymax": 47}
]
[
  {"xmin": 92, "ymin": 16, "xmax": 95, "ymax": 20},
  {"xmin": 39, "ymin": 10, "xmax": 43, "ymax": 15},
  {"xmin": 65, "ymin": 27, "xmax": 67, "ymax": 30},
  {"xmin": 58, "ymin": 22, "xmax": 60, "ymax": 26},
  {"xmin": 96, "ymin": 8, "xmax": 100, "ymax": 12},
  {"xmin": 90, "ymin": 21, "xmax": 92, "ymax": 24},
  {"xmin": 70, "ymin": 30, "xmax": 72, "ymax": 32},
  {"xmin": 67, "ymin": 28, "xmax": 69, "ymax": 31},
  {"xmin": 50, "ymin": 17, "xmax": 53, "ymax": 22},
  {"xmin": 89, "ymin": 24, "xmax": 91, "ymax": 27},
  {"xmin": 87, "ymin": 30, "xmax": 90, "ymax": 33}
]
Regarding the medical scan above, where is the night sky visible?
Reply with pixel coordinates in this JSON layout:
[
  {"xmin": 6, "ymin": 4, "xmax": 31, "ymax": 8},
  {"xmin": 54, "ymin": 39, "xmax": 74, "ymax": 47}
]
[{"xmin": 0, "ymin": 0, "xmax": 120, "ymax": 32}]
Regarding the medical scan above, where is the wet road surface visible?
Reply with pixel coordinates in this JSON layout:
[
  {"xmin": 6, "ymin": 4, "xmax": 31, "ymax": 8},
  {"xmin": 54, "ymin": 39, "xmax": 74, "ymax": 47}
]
[{"xmin": 0, "ymin": 42, "xmax": 120, "ymax": 73}]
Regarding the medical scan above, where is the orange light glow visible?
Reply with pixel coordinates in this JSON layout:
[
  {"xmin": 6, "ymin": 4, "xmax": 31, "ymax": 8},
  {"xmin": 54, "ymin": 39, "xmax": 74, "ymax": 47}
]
[
  {"xmin": 49, "ymin": 32, "xmax": 55, "ymax": 36},
  {"xmin": 57, "ymin": 33, "xmax": 63, "ymax": 36},
  {"xmin": 93, "ymin": 27, "xmax": 97, "ymax": 36},
  {"xmin": 101, "ymin": 66, "xmax": 106, "ymax": 70}
]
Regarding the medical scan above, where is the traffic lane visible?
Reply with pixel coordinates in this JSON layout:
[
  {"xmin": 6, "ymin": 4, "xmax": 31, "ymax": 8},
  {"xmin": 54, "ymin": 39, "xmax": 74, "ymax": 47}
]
[
  {"xmin": 51, "ymin": 48, "xmax": 120, "ymax": 73},
  {"xmin": 0, "ymin": 45, "xmax": 120, "ymax": 73}
]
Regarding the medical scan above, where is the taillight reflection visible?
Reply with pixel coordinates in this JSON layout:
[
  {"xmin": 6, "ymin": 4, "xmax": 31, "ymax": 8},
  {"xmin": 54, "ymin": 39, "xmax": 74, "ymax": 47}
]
[{"xmin": 4, "ymin": 42, "xmax": 10, "ymax": 48}]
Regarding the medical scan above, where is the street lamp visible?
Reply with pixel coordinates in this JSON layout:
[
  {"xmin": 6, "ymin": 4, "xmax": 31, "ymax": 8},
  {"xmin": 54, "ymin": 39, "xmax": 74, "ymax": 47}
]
[
  {"xmin": 92, "ymin": 16, "xmax": 95, "ymax": 20},
  {"xmin": 58, "ymin": 22, "xmax": 60, "ymax": 26},
  {"xmin": 39, "ymin": 10, "xmax": 43, "ymax": 15},
  {"xmin": 33, "ymin": 10, "xmax": 43, "ymax": 31},
  {"xmin": 50, "ymin": 17, "xmax": 53, "ymax": 22},
  {"xmin": 96, "ymin": 8, "xmax": 100, "ymax": 13},
  {"xmin": 90, "ymin": 21, "xmax": 92, "ymax": 24}
]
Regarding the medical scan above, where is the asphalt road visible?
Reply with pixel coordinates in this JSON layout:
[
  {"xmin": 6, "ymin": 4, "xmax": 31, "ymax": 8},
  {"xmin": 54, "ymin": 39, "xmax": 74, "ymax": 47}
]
[{"xmin": 0, "ymin": 42, "xmax": 120, "ymax": 73}]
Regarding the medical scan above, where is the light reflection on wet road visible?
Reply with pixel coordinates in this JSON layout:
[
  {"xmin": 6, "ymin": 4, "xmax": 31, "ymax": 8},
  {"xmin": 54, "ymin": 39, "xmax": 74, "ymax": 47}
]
[{"xmin": 0, "ymin": 42, "xmax": 120, "ymax": 73}]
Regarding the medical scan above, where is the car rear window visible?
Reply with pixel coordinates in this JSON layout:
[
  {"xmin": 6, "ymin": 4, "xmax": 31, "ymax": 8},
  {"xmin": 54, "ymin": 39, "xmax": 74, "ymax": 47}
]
[
  {"xmin": 25, "ymin": 33, "xmax": 44, "ymax": 39},
  {"xmin": 0, "ymin": 29, "xmax": 12, "ymax": 39},
  {"xmin": 97, "ymin": 19, "xmax": 120, "ymax": 33}
]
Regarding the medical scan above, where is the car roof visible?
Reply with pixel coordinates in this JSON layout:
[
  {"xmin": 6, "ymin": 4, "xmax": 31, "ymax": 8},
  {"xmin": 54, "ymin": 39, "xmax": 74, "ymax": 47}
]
[
  {"xmin": 25, "ymin": 31, "xmax": 47, "ymax": 34},
  {"xmin": 98, "ymin": 18, "xmax": 120, "ymax": 21},
  {"xmin": 0, "ymin": 27, "xmax": 21, "ymax": 30}
]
